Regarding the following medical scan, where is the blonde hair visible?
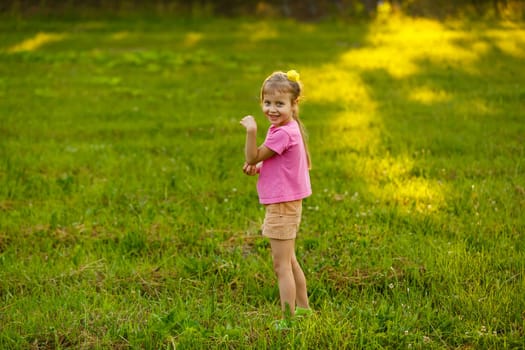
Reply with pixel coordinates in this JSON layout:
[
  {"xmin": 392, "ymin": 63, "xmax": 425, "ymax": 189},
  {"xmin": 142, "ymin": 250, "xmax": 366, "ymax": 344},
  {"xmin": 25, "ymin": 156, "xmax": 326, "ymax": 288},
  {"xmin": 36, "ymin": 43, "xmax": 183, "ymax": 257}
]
[{"xmin": 260, "ymin": 71, "xmax": 312, "ymax": 169}]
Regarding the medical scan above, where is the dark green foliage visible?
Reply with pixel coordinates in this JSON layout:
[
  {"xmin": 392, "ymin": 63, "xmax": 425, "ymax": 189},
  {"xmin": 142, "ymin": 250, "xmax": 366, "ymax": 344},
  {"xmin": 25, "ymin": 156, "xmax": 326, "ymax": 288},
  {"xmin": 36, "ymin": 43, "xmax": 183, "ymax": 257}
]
[{"xmin": 1, "ymin": 0, "xmax": 522, "ymax": 19}]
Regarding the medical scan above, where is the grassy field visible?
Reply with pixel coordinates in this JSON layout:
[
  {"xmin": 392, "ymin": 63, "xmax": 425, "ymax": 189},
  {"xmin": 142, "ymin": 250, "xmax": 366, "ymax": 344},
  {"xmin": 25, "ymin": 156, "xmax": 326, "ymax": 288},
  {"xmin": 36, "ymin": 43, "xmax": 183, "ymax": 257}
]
[{"xmin": 0, "ymin": 14, "xmax": 524, "ymax": 349}]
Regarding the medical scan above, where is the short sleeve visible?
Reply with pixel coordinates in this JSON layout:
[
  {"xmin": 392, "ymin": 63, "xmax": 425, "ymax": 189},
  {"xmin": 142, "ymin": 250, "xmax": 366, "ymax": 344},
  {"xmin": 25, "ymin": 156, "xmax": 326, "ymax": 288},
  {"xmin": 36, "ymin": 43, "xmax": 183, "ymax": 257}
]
[{"xmin": 264, "ymin": 128, "xmax": 290, "ymax": 155}]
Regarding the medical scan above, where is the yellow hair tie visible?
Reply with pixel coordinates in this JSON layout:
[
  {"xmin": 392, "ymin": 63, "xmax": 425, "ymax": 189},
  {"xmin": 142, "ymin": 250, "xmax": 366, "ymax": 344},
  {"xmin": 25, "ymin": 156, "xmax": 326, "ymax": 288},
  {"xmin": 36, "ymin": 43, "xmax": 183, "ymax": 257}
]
[{"xmin": 286, "ymin": 70, "xmax": 300, "ymax": 82}]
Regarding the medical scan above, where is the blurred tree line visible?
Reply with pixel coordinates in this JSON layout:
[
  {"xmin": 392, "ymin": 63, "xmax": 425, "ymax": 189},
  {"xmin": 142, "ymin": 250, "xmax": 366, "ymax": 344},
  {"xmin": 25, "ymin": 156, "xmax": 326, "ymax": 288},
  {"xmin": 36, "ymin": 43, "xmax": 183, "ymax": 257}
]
[{"xmin": 1, "ymin": 0, "xmax": 522, "ymax": 19}]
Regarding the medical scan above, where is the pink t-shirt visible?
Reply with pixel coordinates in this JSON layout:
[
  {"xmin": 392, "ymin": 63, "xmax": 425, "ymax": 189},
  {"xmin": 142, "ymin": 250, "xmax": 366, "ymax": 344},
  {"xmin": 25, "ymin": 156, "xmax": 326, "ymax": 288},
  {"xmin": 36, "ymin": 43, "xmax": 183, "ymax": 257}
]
[{"xmin": 257, "ymin": 120, "xmax": 312, "ymax": 204}]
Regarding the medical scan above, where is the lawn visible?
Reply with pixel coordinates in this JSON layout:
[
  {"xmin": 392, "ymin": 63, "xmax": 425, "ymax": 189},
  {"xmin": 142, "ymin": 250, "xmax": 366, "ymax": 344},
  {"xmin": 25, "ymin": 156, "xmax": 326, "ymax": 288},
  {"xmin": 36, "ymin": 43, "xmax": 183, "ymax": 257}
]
[{"xmin": 0, "ymin": 14, "xmax": 524, "ymax": 349}]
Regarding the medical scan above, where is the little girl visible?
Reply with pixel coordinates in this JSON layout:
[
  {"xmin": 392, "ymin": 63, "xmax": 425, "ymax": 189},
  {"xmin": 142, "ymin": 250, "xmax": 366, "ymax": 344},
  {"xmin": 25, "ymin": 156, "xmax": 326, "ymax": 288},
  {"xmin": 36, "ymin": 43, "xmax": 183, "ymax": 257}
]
[{"xmin": 240, "ymin": 70, "xmax": 313, "ymax": 329}]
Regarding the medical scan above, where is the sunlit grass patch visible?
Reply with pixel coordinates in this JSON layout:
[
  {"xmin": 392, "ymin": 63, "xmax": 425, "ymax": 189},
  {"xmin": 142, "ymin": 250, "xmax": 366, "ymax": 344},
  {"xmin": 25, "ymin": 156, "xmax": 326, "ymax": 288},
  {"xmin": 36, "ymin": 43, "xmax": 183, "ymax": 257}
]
[
  {"xmin": 238, "ymin": 21, "xmax": 280, "ymax": 42},
  {"xmin": 408, "ymin": 87, "xmax": 450, "ymax": 104},
  {"xmin": 109, "ymin": 31, "xmax": 130, "ymax": 41},
  {"xmin": 182, "ymin": 31, "xmax": 204, "ymax": 47},
  {"xmin": 303, "ymin": 66, "xmax": 372, "ymax": 105},
  {"xmin": 7, "ymin": 32, "xmax": 67, "ymax": 52},
  {"xmin": 335, "ymin": 17, "xmax": 525, "ymax": 78},
  {"xmin": 338, "ymin": 151, "xmax": 448, "ymax": 214}
]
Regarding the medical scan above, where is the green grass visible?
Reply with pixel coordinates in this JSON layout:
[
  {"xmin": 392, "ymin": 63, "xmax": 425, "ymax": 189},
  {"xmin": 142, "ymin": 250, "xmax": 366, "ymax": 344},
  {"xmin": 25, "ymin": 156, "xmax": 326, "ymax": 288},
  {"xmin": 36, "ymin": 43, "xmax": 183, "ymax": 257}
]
[{"xmin": 1, "ymin": 15, "xmax": 524, "ymax": 349}]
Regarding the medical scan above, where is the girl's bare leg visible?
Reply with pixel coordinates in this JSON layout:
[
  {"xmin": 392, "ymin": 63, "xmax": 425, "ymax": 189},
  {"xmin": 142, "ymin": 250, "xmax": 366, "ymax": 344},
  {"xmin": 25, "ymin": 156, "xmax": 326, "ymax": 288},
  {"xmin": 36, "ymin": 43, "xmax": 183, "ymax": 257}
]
[
  {"xmin": 291, "ymin": 254, "xmax": 309, "ymax": 309},
  {"xmin": 269, "ymin": 239, "xmax": 296, "ymax": 316}
]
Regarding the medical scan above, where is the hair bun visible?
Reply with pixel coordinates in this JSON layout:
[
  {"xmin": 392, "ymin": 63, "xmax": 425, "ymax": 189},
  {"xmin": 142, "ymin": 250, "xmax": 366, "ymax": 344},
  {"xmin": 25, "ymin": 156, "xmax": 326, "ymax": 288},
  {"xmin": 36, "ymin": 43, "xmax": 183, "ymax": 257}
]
[{"xmin": 286, "ymin": 70, "xmax": 300, "ymax": 82}]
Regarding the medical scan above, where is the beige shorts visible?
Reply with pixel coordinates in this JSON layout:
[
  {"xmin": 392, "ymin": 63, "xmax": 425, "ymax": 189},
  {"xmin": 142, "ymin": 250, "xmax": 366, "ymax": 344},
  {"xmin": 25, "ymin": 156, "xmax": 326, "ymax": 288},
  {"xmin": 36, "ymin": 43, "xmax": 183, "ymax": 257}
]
[{"xmin": 262, "ymin": 200, "xmax": 303, "ymax": 240}]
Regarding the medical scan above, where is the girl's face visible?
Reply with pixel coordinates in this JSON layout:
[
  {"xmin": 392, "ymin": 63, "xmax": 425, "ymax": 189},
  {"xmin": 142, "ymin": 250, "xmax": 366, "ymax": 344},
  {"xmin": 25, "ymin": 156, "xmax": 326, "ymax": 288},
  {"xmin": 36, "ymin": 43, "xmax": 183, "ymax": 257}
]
[{"xmin": 261, "ymin": 91, "xmax": 296, "ymax": 127}]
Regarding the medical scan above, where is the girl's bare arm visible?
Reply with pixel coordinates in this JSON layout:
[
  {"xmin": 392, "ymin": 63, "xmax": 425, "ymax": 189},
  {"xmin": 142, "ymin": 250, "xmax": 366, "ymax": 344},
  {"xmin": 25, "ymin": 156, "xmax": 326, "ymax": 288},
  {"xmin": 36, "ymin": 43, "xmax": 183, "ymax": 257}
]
[{"xmin": 240, "ymin": 115, "xmax": 275, "ymax": 165}]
